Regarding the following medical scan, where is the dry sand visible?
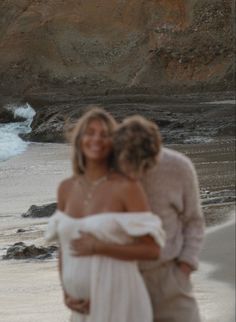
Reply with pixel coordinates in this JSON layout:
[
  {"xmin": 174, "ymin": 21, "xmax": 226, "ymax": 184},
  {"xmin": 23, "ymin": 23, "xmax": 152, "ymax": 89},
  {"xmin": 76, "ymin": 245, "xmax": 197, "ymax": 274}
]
[{"xmin": 0, "ymin": 142, "xmax": 235, "ymax": 322}]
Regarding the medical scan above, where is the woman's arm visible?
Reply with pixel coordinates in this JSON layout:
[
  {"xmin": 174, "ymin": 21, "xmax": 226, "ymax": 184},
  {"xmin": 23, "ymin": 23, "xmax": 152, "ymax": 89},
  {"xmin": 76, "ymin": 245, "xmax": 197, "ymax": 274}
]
[
  {"xmin": 96, "ymin": 235, "xmax": 160, "ymax": 260},
  {"xmin": 71, "ymin": 233, "xmax": 160, "ymax": 261}
]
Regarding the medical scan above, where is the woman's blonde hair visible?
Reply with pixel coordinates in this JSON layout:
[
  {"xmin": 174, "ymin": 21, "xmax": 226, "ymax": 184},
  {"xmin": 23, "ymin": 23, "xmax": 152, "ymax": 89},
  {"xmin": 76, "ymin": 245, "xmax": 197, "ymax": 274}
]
[
  {"xmin": 113, "ymin": 115, "xmax": 162, "ymax": 175},
  {"xmin": 70, "ymin": 106, "xmax": 117, "ymax": 175}
]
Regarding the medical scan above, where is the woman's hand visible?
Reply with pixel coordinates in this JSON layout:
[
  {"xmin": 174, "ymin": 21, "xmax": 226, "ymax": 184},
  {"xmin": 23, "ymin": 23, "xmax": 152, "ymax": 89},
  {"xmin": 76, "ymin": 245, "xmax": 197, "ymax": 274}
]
[
  {"xmin": 64, "ymin": 293, "xmax": 90, "ymax": 314},
  {"xmin": 70, "ymin": 232, "xmax": 102, "ymax": 256}
]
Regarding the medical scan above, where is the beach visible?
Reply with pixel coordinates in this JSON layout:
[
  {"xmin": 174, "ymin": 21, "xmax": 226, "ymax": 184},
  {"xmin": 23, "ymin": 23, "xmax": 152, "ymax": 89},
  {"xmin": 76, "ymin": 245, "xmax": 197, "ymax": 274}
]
[{"xmin": 0, "ymin": 141, "xmax": 235, "ymax": 322}]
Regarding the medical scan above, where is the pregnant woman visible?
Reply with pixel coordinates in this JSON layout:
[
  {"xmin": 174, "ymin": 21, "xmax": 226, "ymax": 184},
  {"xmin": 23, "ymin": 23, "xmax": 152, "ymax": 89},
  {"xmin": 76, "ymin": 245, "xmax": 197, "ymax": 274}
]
[{"xmin": 45, "ymin": 107, "xmax": 165, "ymax": 322}]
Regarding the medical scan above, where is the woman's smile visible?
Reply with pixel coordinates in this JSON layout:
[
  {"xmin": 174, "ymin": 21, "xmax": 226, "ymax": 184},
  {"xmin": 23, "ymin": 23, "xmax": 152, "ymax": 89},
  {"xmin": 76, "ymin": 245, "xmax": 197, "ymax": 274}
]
[{"xmin": 81, "ymin": 120, "xmax": 112, "ymax": 161}]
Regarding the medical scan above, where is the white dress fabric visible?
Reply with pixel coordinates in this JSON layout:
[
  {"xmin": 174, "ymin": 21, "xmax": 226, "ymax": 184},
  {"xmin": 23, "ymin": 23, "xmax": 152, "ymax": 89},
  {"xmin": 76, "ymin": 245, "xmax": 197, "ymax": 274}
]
[{"xmin": 45, "ymin": 211, "xmax": 165, "ymax": 322}]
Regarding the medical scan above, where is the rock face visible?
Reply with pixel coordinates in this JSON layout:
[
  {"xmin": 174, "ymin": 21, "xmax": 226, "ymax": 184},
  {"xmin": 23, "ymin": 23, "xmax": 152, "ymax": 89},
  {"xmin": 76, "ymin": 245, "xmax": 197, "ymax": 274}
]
[
  {"xmin": 2, "ymin": 242, "xmax": 58, "ymax": 260},
  {"xmin": 21, "ymin": 93, "xmax": 235, "ymax": 143},
  {"xmin": 0, "ymin": 107, "xmax": 16, "ymax": 123},
  {"xmin": 0, "ymin": 0, "xmax": 234, "ymax": 96},
  {"xmin": 21, "ymin": 203, "xmax": 57, "ymax": 218}
]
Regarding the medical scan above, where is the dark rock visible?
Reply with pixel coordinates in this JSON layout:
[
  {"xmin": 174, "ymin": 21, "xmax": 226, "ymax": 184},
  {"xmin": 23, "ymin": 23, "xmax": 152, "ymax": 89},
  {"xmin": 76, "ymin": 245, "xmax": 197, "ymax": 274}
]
[
  {"xmin": 2, "ymin": 242, "xmax": 58, "ymax": 260},
  {"xmin": 202, "ymin": 195, "xmax": 235, "ymax": 206},
  {"xmin": 201, "ymin": 188, "xmax": 236, "ymax": 206},
  {"xmin": 218, "ymin": 124, "xmax": 236, "ymax": 136},
  {"xmin": 16, "ymin": 228, "xmax": 26, "ymax": 233},
  {"xmin": 36, "ymin": 253, "xmax": 54, "ymax": 260},
  {"xmin": 17, "ymin": 91, "xmax": 235, "ymax": 144},
  {"xmin": 0, "ymin": 108, "xmax": 15, "ymax": 123},
  {"xmin": 22, "ymin": 203, "xmax": 57, "ymax": 218},
  {"xmin": 171, "ymin": 122, "xmax": 184, "ymax": 129},
  {"xmin": 156, "ymin": 119, "xmax": 172, "ymax": 127},
  {"xmin": 13, "ymin": 115, "xmax": 28, "ymax": 122},
  {"xmin": 0, "ymin": 106, "xmax": 28, "ymax": 123}
]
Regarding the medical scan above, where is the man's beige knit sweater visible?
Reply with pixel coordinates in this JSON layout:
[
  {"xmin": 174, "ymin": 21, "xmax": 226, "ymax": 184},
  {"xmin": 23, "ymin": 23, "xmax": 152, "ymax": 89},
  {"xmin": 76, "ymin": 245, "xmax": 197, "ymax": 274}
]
[{"xmin": 140, "ymin": 147, "xmax": 205, "ymax": 271}]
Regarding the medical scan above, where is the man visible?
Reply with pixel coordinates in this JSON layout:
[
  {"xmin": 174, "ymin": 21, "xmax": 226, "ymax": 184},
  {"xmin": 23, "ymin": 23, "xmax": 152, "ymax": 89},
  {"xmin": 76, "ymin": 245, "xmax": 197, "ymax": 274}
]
[
  {"xmin": 113, "ymin": 115, "xmax": 204, "ymax": 322},
  {"xmin": 68, "ymin": 115, "xmax": 204, "ymax": 322}
]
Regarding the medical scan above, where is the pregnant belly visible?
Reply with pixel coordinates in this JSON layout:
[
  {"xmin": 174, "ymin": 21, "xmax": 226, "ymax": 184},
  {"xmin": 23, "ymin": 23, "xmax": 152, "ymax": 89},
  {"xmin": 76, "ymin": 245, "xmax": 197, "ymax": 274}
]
[{"xmin": 62, "ymin": 257, "xmax": 91, "ymax": 299}]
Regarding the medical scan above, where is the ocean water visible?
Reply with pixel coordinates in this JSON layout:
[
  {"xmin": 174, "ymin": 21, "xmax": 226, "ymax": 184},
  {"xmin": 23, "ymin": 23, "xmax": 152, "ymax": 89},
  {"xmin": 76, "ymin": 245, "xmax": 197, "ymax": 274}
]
[{"xmin": 0, "ymin": 103, "xmax": 36, "ymax": 162}]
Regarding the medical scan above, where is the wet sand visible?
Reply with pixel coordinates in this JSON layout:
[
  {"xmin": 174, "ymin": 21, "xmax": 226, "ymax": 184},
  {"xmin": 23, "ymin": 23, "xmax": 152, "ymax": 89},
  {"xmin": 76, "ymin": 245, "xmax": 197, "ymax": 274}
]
[
  {"xmin": 0, "ymin": 141, "xmax": 235, "ymax": 322},
  {"xmin": 193, "ymin": 219, "xmax": 235, "ymax": 322}
]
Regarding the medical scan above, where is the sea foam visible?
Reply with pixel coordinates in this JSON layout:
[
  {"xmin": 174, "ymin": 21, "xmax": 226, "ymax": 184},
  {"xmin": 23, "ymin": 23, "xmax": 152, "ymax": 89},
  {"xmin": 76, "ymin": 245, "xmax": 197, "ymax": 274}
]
[{"xmin": 0, "ymin": 103, "xmax": 36, "ymax": 162}]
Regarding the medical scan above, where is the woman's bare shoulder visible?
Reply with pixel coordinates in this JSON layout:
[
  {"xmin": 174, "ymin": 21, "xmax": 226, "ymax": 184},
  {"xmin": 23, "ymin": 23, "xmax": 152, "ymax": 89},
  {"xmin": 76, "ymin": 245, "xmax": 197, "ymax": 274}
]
[
  {"xmin": 58, "ymin": 176, "xmax": 75, "ymax": 189},
  {"xmin": 58, "ymin": 176, "xmax": 76, "ymax": 195},
  {"xmin": 109, "ymin": 172, "xmax": 146, "ymax": 197}
]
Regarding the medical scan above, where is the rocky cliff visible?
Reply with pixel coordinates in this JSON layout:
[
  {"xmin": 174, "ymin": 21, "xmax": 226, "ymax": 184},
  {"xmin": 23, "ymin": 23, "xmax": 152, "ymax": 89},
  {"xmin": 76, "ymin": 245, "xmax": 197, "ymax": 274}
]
[{"xmin": 0, "ymin": 0, "xmax": 234, "ymax": 97}]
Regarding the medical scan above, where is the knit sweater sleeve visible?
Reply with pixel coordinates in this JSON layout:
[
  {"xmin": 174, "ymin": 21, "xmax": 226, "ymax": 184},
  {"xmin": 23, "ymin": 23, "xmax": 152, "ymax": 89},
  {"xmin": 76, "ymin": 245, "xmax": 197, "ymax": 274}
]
[{"xmin": 178, "ymin": 157, "xmax": 205, "ymax": 270}]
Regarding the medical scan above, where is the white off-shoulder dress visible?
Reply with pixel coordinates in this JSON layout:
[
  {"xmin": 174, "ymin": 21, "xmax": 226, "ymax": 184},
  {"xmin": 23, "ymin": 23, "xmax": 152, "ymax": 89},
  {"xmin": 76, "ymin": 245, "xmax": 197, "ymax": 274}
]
[{"xmin": 45, "ymin": 211, "xmax": 165, "ymax": 322}]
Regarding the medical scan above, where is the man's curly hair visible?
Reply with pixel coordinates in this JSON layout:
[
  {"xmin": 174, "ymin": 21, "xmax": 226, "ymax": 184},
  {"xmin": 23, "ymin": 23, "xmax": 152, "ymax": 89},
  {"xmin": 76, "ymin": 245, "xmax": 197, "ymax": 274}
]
[{"xmin": 113, "ymin": 115, "xmax": 162, "ymax": 175}]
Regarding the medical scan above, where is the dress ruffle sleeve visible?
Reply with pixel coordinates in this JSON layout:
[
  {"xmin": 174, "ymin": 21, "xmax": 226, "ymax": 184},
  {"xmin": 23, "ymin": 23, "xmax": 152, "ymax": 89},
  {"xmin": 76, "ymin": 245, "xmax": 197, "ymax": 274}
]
[
  {"xmin": 78, "ymin": 212, "xmax": 166, "ymax": 247},
  {"xmin": 45, "ymin": 213, "xmax": 59, "ymax": 242},
  {"xmin": 114, "ymin": 212, "xmax": 165, "ymax": 247}
]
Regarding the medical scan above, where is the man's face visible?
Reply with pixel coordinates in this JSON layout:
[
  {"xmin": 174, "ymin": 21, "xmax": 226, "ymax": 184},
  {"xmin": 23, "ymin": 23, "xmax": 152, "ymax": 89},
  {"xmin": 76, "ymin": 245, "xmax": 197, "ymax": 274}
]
[
  {"xmin": 118, "ymin": 159, "xmax": 143, "ymax": 180},
  {"xmin": 118, "ymin": 157, "xmax": 156, "ymax": 180}
]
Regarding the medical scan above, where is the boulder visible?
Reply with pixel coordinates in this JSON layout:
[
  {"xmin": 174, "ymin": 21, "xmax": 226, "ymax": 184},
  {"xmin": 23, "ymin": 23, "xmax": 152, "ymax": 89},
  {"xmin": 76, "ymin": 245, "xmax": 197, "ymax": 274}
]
[
  {"xmin": 2, "ymin": 242, "xmax": 58, "ymax": 260},
  {"xmin": 0, "ymin": 106, "xmax": 28, "ymax": 123},
  {"xmin": 16, "ymin": 228, "xmax": 27, "ymax": 233},
  {"xmin": 0, "ymin": 108, "xmax": 15, "ymax": 123},
  {"xmin": 22, "ymin": 203, "xmax": 57, "ymax": 218}
]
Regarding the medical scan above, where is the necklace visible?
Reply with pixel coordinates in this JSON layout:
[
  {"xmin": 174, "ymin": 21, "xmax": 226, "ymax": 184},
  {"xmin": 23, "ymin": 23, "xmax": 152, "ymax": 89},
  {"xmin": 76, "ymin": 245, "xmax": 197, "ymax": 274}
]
[{"xmin": 79, "ymin": 174, "xmax": 109, "ymax": 209}]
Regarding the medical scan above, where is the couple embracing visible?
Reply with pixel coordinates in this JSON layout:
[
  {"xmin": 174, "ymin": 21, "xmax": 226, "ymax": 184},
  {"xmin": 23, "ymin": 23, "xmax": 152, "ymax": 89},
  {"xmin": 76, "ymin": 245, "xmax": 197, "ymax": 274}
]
[{"xmin": 46, "ymin": 106, "xmax": 204, "ymax": 322}]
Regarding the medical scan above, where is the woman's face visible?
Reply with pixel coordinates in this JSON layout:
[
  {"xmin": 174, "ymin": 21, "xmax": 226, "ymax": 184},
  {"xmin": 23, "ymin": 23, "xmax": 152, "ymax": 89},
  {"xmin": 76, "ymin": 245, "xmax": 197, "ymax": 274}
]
[{"xmin": 80, "ymin": 119, "xmax": 113, "ymax": 163}]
